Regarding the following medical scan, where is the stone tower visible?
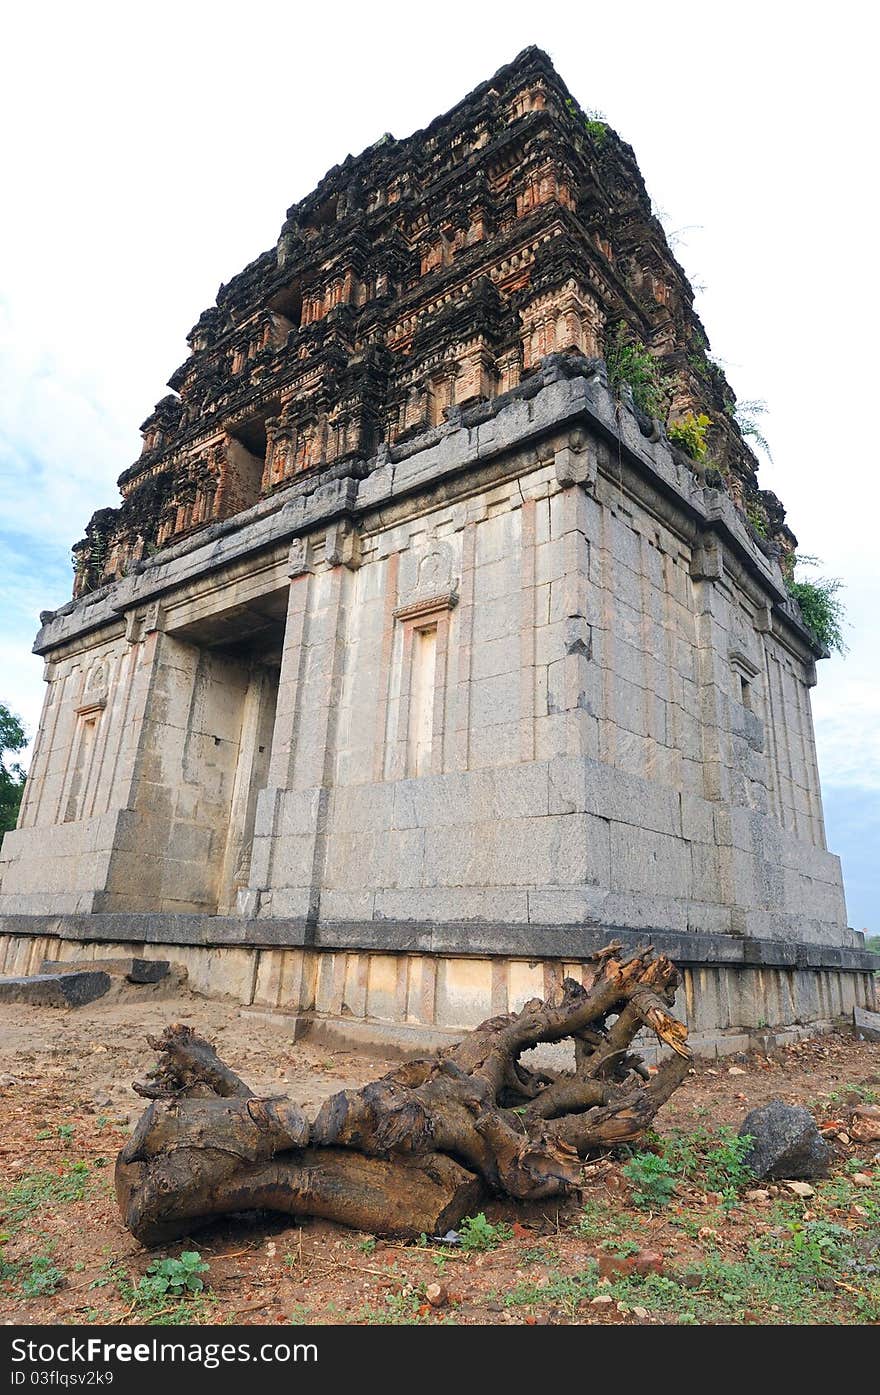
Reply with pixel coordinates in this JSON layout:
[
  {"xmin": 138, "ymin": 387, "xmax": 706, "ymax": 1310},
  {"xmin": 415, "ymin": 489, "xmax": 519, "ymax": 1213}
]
[{"xmin": 1, "ymin": 48, "xmax": 874, "ymax": 1051}]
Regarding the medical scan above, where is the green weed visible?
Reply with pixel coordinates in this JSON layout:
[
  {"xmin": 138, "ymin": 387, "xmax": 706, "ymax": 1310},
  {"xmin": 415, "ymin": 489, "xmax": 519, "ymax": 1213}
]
[
  {"xmin": 1, "ymin": 1162, "xmax": 90, "ymax": 1232},
  {"xmin": 457, "ymin": 1213, "xmax": 513, "ymax": 1252}
]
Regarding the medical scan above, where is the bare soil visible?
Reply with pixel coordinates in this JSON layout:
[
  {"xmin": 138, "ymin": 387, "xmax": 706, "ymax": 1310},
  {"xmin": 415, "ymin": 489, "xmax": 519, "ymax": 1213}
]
[{"xmin": 1, "ymin": 987, "xmax": 878, "ymax": 1326}]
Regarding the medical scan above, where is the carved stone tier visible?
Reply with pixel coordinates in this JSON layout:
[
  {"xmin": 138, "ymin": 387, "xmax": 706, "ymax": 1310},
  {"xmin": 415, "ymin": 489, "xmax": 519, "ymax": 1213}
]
[{"xmin": 70, "ymin": 47, "xmax": 791, "ymax": 601}]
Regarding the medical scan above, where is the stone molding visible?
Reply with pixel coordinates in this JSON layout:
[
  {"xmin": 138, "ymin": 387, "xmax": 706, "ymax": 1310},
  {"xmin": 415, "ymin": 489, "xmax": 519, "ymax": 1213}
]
[
  {"xmin": 0, "ymin": 912, "xmax": 875, "ymax": 975},
  {"xmin": 32, "ymin": 365, "xmax": 821, "ymax": 665}
]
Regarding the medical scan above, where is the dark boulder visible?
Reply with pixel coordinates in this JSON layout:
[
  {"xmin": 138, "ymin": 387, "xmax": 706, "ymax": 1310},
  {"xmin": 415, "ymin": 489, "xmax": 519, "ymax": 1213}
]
[
  {"xmin": 738, "ymin": 1098, "xmax": 831, "ymax": 1180},
  {"xmin": 0, "ymin": 970, "xmax": 111, "ymax": 1008}
]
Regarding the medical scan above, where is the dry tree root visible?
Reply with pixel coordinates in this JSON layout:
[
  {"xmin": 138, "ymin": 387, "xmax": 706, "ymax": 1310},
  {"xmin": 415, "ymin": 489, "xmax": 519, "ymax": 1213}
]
[{"xmin": 116, "ymin": 943, "xmax": 692, "ymax": 1244}]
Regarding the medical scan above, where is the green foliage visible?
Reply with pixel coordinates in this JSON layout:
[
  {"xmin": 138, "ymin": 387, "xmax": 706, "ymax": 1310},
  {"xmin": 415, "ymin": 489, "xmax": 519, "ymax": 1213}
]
[
  {"xmin": 503, "ymin": 1264, "xmax": 598, "ymax": 1318},
  {"xmin": 667, "ymin": 412, "xmax": 711, "ymax": 461},
  {"xmin": 357, "ymin": 1282, "xmax": 450, "ymax": 1325},
  {"xmin": 572, "ymin": 1194, "xmax": 625, "ymax": 1240},
  {"xmin": 563, "ymin": 1165, "xmax": 880, "ymax": 1324},
  {"xmin": 1, "ymin": 1162, "xmax": 90, "ymax": 1233},
  {"xmin": 0, "ymin": 1233, "xmax": 20, "ymax": 1284},
  {"xmin": 663, "ymin": 1126, "xmax": 755, "ymax": 1197},
  {"xmin": 457, "ymin": 1212, "xmax": 513, "ymax": 1252},
  {"xmin": 583, "ymin": 115, "xmax": 609, "ymax": 144},
  {"xmin": 136, "ymin": 1251, "xmax": 209, "ymax": 1304},
  {"xmin": 823, "ymin": 1081, "xmax": 880, "ymax": 1107},
  {"xmin": 785, "ymin": 1217, "xmax": 851, "ymax": 1268},
  {"xmin": 729, "ymin": 398, "xmax": 773, "ymax": 460},
  {"xmin": 20, "ymin": 1255, "xmax": 64, "ymax": 1298},
  {"xmin": 822, "ymin": 1172, "xmax": 880, "ymax": 1223},
  {"xmin": 621, "ymin": 1151, "xmax": 678, "ymax": 1208},
  {"xmin": 786, "ymin": 567, "xmax": 847, "ymax": 655},
  {"xmin": 89, "ymin": 1257, "xmax": 128, "ymax": 1291},
  {"xmin": 623, "ymin": 1126, "xmax": 754, "ymax": 1210},
  {"xmin": 564, "ymin": 96, "xmax": 608, "ymax": 145},
  {"xmin": 0, "ymin": 702, "xmax": 27, "ymax": 836},
  {"xmin": 598, "ymin": 1237, "xmax": 640, "ymax": 1257},
  {"xmin": 605, "ymin": 327, "xmax": 667, "ymax": 418},
  {"xmin": 745, "ymin": 502, "xmax": 768, "ymax": 538}
]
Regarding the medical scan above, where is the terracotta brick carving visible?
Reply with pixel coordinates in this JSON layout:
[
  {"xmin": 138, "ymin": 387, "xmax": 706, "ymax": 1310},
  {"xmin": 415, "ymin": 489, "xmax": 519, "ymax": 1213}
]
[{"xmin": 70, "ymin": 47, "xmax": 791, "ymax": 598}]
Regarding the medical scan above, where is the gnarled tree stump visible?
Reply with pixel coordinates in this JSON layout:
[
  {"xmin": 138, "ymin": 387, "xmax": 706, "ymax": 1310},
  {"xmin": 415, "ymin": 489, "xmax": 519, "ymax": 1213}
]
[{"xmin": 116, "ymin": 942, "xmax": 692, "ymax": 1244}]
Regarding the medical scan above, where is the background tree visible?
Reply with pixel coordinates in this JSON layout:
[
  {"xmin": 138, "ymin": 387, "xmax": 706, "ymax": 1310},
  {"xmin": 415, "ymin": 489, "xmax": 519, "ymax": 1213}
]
[{"xmin": 0, "ymin": 702, "xmax": 27, "ymax": 836}]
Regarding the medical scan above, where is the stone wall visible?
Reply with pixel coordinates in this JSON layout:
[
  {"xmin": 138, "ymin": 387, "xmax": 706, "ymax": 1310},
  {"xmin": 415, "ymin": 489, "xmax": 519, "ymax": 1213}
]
[{"xmin": 1, "ymin": 364, "xmax": 874, "ymax": 1039}]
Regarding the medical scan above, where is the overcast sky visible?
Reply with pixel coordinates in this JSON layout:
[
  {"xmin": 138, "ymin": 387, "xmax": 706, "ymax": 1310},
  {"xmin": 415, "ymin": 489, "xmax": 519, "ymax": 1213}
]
[{"xmin": 1, "ymin": 0, "xmax": 876, "ymax": 929}]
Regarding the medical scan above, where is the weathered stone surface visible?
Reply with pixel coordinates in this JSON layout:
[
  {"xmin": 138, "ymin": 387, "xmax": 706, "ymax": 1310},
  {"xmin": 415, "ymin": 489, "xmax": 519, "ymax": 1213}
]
[
  {"xmin": 0, "ymin": 971, "xmax": 111, "ymax": 1008},
  {"xmin": 60, "ymin": 48, "xmax": 791, "ymax": 604},
  {"xmin": 849, "ymin": 1106, "xmax": 880, "ymax": 1143},
  {"xmin": 738, "ymin": 1099, "xmax": 831, "ymax": 1180},
  {"xmin": 853, "ymin": 1005, "xmax": 880, "ymax": 1043}
]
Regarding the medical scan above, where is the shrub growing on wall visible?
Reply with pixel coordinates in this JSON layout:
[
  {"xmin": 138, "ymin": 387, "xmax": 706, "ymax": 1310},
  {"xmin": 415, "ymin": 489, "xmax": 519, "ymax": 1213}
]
[{"xmin": 786, "ymin": 560, "xmax": 847, "ymax": 655}]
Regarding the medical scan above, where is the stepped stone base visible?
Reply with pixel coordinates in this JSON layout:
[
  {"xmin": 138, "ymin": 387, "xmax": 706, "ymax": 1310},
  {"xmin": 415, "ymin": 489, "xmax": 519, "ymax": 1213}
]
[{"xmin": 0, "ymin": 914, "xmax": 875, "ymax": 1055}]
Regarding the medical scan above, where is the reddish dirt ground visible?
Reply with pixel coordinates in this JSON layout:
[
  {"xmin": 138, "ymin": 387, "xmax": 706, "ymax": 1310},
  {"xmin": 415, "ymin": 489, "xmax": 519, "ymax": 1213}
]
[{"xmin": 1, "ymin": 989, "xmax": 878, "ymax": 1326}]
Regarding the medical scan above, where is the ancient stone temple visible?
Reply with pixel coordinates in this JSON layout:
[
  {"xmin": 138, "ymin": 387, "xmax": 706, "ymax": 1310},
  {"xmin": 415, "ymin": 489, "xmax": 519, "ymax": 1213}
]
[{"xmin": 1, "ymin": 48, "xmax": 874, "ymax": 1051}]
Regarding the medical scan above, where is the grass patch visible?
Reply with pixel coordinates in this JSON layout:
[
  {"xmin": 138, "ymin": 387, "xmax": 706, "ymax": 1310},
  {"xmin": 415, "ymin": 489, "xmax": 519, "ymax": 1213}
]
[
  {"xmin": 20, "ymin": 1254, "xmax": 64, "ymax": 1299},
  {"xmin": 1, "ymin": 1161, "xmax": 90, "ymax": 1233},
  {"xmin": 503, "ymin": 1265, "xmax": 598, "ymax": 1318},
  {"xmin": 356, "ymin": 1284, "xmax": 453, "ymax": 1326},
  {"xmin": 572, "ymin": 1194, "xmax": 632, "ymax": 1240},
  {"xmin": 622, "ymin": 1125, "xmax": 755, "ymax": 1208}
]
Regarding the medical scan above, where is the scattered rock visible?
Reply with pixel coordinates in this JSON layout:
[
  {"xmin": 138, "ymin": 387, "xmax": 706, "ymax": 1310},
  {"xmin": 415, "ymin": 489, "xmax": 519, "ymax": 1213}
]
[
  {"xmin": 597, "ymin": 1254, "xmax": 633, "ymax": 1278},
  {"xmin": 784, "ymin": 1180, "xmax": 815, "ymax": 1198},
  {"xmin": 39, "ymin": 956, "xmax": 172, "ymax": 985},
  {"xmin": 851, "ymin": 1173, "xmax": 873, "ymax": 1186},
  {"xmin": 0, "ymin": 970, "xmax": 111, "ymax": 1009},
  {"xmin": 425, "ymin": 1282, "xmax": 447, "ymax": 1307},
  {"xmin": 632, "ymin": 1249, "xmax": 664, "ymax": 1276},
  {"xmin": 590, "ymin": 1293, "xmax": 614, "ymax": 1306},
  {"xmin": 739, "ymin": 1099, "xmax": 831, "ymax": 1179},
  {"xmin": 853, "ymin": 1006, "xmax": 880, "ymax": 1044},
  {"xmin": 744, "ymin": 1189, "xmax": 770, "ymax": 1202},
  {"xmin": 632, "ymin": 1306, "xmax": 649, "ymax": 1320},
  {"xmin": 728, "ymin": 1067, "xmax": 746, "ymax": 1076},
  {"xmin": 850, "ymin": 1106, "xmax": 880, "ymax": 1143}
]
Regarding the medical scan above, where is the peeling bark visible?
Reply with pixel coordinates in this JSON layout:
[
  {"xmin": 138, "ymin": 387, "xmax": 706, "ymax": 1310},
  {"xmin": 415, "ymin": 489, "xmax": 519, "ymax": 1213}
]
[{"xmin": 116, "ymin": 943, "xmax": 692, "ymax": 1244}]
